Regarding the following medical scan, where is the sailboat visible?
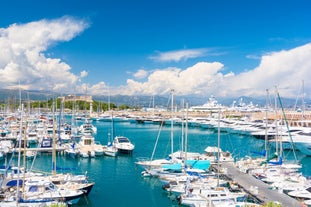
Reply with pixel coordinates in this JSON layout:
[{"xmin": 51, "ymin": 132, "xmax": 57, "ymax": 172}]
[
  {"xmin": 136, "ymin": 96, "xmax": 211, "ymax": 177},
  {"xmin": 103, "ymin": 121, "xmax": 118, "ymax": 157},
  {"xmin": 103, "ymin": 143, "xmax": 118, "ymax": 156},
  {"xmin": 135, "ymin": 90, "xmax": 178, "ymax": 172},
  {"xmin": 103, "ymin": 90, "xmax": 118, "ymax": 157}
]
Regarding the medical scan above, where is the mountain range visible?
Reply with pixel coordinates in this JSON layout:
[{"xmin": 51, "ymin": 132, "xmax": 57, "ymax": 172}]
[{"xmin": 0, "ymin": 89, "xmax": 309, "ymax": 110}]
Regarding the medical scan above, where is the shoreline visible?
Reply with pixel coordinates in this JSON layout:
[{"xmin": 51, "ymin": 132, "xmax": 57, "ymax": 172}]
[{"xmin": 92, "ymin": 109, "xmax": 311, "ymax": 127}]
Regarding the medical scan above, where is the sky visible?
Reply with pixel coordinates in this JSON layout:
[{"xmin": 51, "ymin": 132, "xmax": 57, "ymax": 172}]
[{"xmin": 0, "ymin": 0, "xmax": 311, "ymax": 100}]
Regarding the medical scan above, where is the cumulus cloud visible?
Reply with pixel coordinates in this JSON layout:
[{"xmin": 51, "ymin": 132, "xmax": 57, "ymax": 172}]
[
  {"xmin": 121, "ymin": 62, "xmax": 227, "ymax": 96},
  {"xmin": 223, "ymin": 43, "xmax": 311, "ymax": 98},
  {"xmin": 120, "ymin": 43, "xmax": 311, "ymax": 98},
  {"xmin": 133, "ymin": 69, "xmax": 148, "ymax": 79},
  {"xmin": 149, "ymin": 48, "xmax": 208, "ymax": 62},
  {"xmin": 0, "ymin": 16, "xmax": 88, "ymax": 91},
  {"xmin": 86, "ymin": 81, "xmax": 108, "ymax": 95}
]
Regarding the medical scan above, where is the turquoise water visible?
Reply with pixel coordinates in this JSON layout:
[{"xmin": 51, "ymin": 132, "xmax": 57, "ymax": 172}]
[{"xmin": 3, "ymin": 120, "xmax": 311, "ymax": 206}]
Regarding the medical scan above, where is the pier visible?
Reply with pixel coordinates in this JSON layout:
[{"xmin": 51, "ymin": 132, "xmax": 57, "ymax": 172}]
[{"xmin": 214, "ymin": 162, "xmax": 302, "ymax": 207}]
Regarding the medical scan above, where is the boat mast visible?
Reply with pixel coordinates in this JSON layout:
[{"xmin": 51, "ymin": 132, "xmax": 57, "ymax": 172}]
[
  {"xmin": 52, "ymin": 97, "xmax": 57, "ymax": 175},
  {"xmin": 276, "ymin": 87, "xmax": 298, "ymax": 163},
  {"xmin": 273, "ymin": 86, "xmax": 279, "ymax": 157},
  {"xmin": 22, "ymin": 106, "xmax": 28, "ymax": 197},
  {"xmin": 16, "ymin": 85, "xmax": 23, "ymax": 204},
  {"xmin": 71, "ymin": 94, "xmax": 76, "ymax": 137},
  {"xmin": 170, "ymin": 89, "xmax": 174, "ymax": 155},
  {"xmin": 302, "ymin": 80, "xmax": 305, "ymax": 120},
  {"xmin": 184, "ymin": 101, "xmax": 189, "ymax": 164},
  {"xmin": 180, "ymin": 99, "xmax": 184, "ymax": 157},
  {"xmin": 152, "ymin": 95, "xmax": 155, "ymax": 117},
  {"xmin": 58, "ymin": 97, "xmax": 62, "ymax": 146},
  {"xmin": 108, "ymin": 86, "xmax": 114, "ymax": 140},
  {"xmin": 264, "ymin": 89, "xmax": 269, "ymax": 160},
  {"xmin": 217, "ymin": 107, "xmax": 221, "ymax": 187}
]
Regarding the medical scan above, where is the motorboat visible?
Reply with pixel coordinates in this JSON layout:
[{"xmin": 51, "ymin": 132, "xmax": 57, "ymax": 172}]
[
  {"xmin": 113, "ymin": 136, "xmax": 134, "ymax": 154},
  {"xmin": 79, "ymin": 120, "xmax": 97, "ymax": 134},
  {"xmin": 64, "ymin": 142, "xmax": 80, "ymax": 158},
  {"xmin": 77, "ymin": 134, "xmax": 104, "ymax": 158}
]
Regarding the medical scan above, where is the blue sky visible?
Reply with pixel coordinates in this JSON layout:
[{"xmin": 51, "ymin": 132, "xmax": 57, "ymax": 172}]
[{"xmin": 0, "ymin": 0, "xmax": 311, "ymax": 99}]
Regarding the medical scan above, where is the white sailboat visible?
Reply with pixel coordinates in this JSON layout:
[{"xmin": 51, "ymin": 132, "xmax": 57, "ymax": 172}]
[
  {"xmin": 136, "ymin": 90, "xmax": 177, "ymax": 172},
  {"xmin": 103, "ymin": 143, "xmax": 118, "ymax": 157},
  {"xmin": 103, "ymin": 91, "xmax": 118, "ymax": 157},
  {"xmin": 137, "ymin": 97, "xmax": 212, "ymax": 178}
]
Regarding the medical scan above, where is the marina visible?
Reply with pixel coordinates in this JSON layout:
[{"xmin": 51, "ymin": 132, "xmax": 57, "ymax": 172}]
[
  {"xmin": 0, "ymin": 108, "xmax": 311, "ymax": 206},
  {"xmin": 1, "ymin": 1, "xmax": 311, "ymax": 206}
]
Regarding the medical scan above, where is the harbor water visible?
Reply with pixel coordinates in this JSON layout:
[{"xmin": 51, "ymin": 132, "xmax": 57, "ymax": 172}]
[{"xmin": 3, "ymin": 120, "xmax": 311, "ymax": 207}]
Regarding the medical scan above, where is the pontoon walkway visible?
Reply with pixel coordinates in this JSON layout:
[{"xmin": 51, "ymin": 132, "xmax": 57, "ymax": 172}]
[{"xmin": 216, "ymin": 162, "xmax": 302, "ymax": 207}]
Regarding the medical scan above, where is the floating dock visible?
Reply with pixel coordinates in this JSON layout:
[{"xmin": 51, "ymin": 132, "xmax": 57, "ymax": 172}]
[{"xmin": 214, "ymin": 162, "xmax": 302, "ymax": 207}]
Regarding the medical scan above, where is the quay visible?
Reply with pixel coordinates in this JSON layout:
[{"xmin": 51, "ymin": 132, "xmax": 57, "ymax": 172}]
[
  {"xmin": 213, "ymin": 162, "xmax": 302, "ymax": 207},
  {"xmin": 111, "ymin": 110, "xmax": 311, "ymax": 127}
]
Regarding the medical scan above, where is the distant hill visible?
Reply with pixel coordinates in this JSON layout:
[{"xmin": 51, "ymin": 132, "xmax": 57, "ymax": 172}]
[
  {"xmin": 0, "ymin": 89, "xmax": 309, "ymax": 110},
  {"xmin": 0, "ymin": 89, "xmax": 60, "ymax": 103}
]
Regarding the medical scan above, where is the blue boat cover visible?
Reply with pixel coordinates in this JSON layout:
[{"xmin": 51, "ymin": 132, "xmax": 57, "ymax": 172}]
[
  {"xmin": 6, "ymin": 179, "xmax": 23, "ymax": 187},
  {"xmin": 186, "ymin": 160, "xmax": 211, "ymax": 170},
  {"xmin": 162, "ymin": 160, "xmax": 211, "ymax": 171},
  {"xmin": 162, "ymin": 163, "xmax": 182, "ymax": 171},
  {"xmin": 268, "ymin": 157, "xmax": 283, "ymax": 165}
]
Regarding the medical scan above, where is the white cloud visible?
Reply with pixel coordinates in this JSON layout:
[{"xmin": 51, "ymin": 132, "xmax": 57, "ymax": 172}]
[
  {"xmin": 119, "ymin": 43, "xmax": 311, "ymax": 99},
  {"xmin": 121, "ymin": 62, "xmax": 227, "ymax": 96},
  {"xmin": 133, "ymin": 69, "xmax": 148, "ymax": 79},
  {"xmin": 80, "ymin": 70, "xmax": 88, "ymax": 78},
  {"xmin": 0, "ymin": 16, "xmax": 88, "ymax": 91},
  {"xmin": 86, "ymin": 82, "xmax": 108, "ymax": 95},
  {"xmin": 223, "ymin": 43, "xmax": 311, "ymax": 98},
  {"xmin": 150, "ymin": 48, "xmax": 208, "ymax": 62}
]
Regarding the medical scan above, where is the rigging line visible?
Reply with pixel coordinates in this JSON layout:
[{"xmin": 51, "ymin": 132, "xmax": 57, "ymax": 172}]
[
  {"xmin": 223, "ymin": 128, "xmax": 235, "ymax": 159},
  {"xmin": 29, "ymin": 138, "xmax": 42, "ymax": 171},
  {"xmin": 150, "ymin": 118, "xmax": 164, "ymax": 161},
  {"xmin": 161, "ymin": 94, "xmax": 173, "ymax": 158},
  {"xmin": 277, "ymin": 90, "xmax": 298, "ymax": 163}
]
